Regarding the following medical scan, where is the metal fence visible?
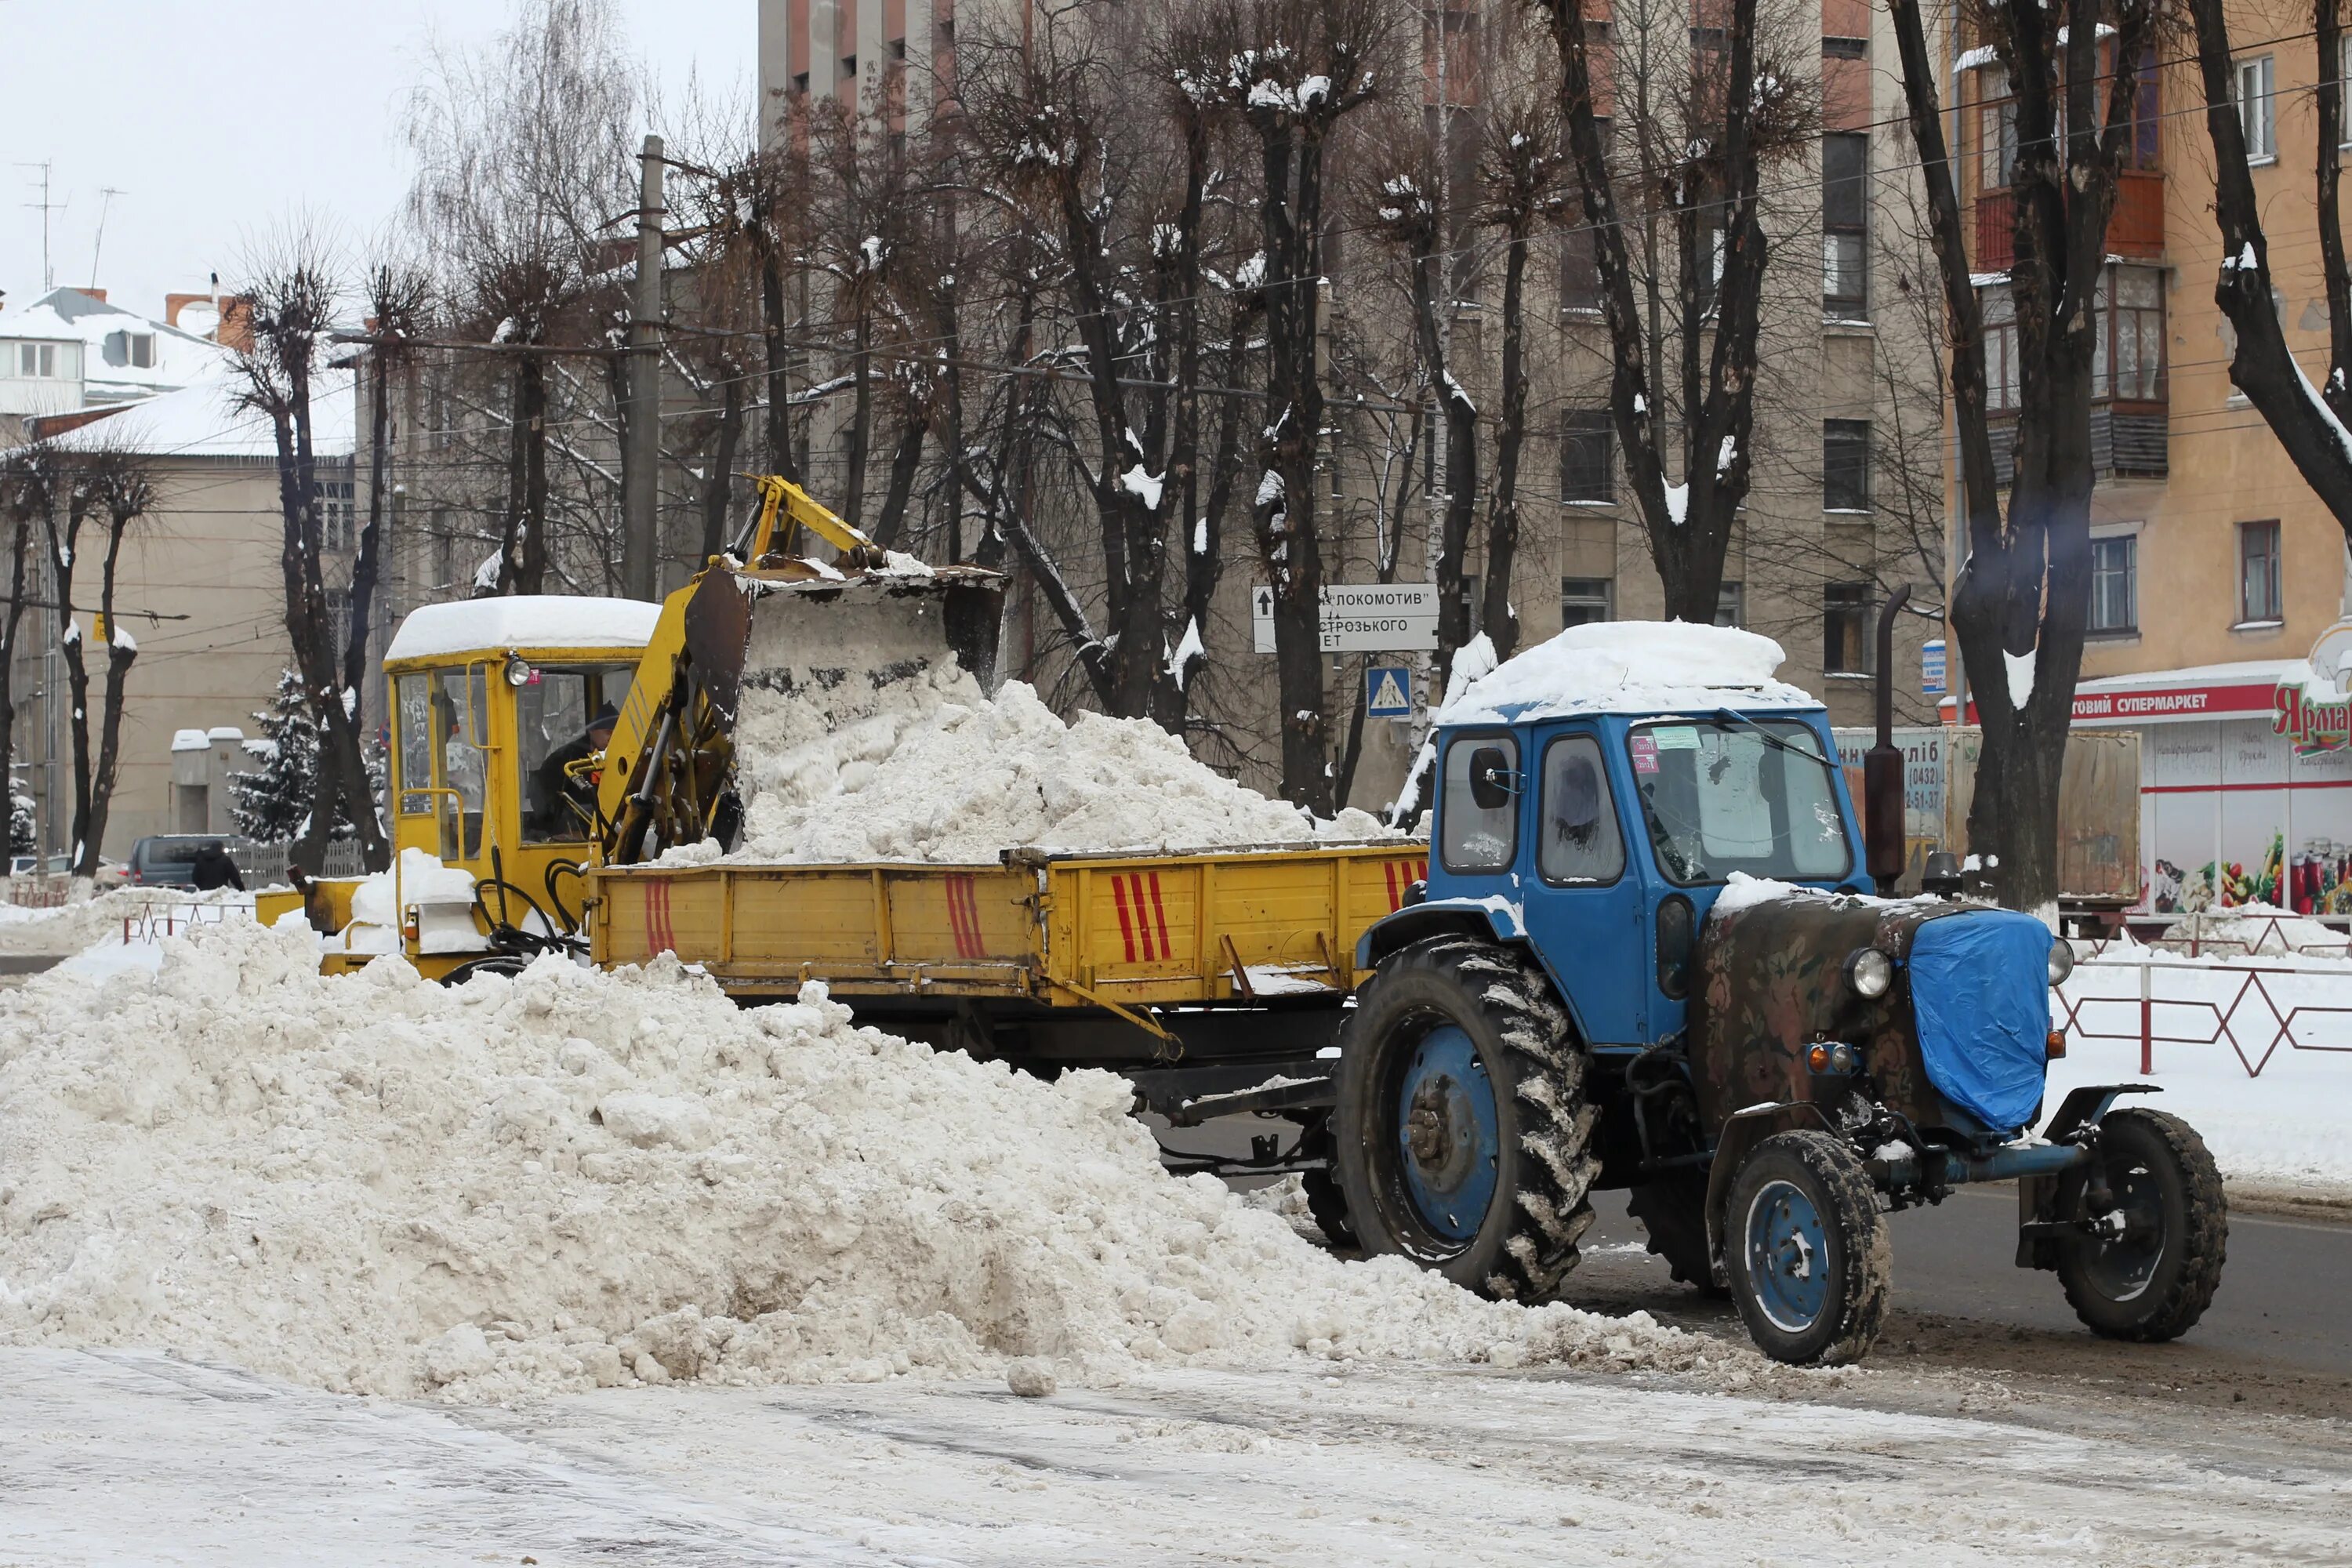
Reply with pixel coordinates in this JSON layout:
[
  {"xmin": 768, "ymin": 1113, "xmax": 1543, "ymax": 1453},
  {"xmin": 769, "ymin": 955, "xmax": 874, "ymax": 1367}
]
[{"xmin": 2059, "ymin": 953, "xmax": 2352, "ymax": 1077}]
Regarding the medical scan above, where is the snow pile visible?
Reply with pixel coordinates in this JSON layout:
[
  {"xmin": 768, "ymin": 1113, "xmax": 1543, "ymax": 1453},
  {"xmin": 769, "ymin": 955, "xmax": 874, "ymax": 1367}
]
[
  {"xmin": 2159, "ymin": 902, "xmax": 2351, "ymax": 960},
  {"xmin": 0, "ymin": 921, "xmax": 1725, "ymax": 1402},
  {"xmin": 0, "ymin": 887, "xmax": 247, "ymax": 958},
  {"xmin": 1436, "ymin": 620, "xmax": 1816, "ymax": 727},
  {"xmin": 720, "ymin": 666, "xmax": 1392, "ymax": 864}
]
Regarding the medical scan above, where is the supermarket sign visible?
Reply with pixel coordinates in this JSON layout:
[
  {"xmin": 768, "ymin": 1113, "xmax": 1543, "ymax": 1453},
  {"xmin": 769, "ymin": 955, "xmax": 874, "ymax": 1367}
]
[
  {"xmin": 2272, "ymin": 619, "xmax": 2352, "ymax": 754},
  {"xmin": 1950, "ymin": 681, "xmax": 2276, "ymax": 726}
]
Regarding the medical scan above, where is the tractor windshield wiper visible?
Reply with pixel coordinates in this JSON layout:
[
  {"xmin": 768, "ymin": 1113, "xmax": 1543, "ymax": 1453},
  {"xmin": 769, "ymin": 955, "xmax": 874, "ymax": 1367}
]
[{"xmin": 1711, "ymin": 708, "xmax": 1838, "ymax": 775}]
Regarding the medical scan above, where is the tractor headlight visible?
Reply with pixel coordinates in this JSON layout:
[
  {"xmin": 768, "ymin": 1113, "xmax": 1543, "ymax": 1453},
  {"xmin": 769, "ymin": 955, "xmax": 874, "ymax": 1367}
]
[
  {"xmin": 2047, "ymin": 937, "xmax": 2075, "ymax": 987},
  {"xmin": 503, "ymin": 651, "xmax": 534, "ymax": 688},
  {"xmin": 1845, "ymin": 947, "xmax": 1893, "ymax": 999}
]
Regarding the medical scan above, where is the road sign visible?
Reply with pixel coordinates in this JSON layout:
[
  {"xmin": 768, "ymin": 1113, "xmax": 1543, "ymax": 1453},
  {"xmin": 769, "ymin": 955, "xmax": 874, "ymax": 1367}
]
[
  {"xmin": 1921, "ymin": 638, "xmax": 1947, "ymax": 696},
  {"xmin": 1367, "ymin": 665, "xmax": 1413, "ymax": 718},
  {"xmin": 1252, "ymin": 582, "xmax": 1440, "ymax": 654}
]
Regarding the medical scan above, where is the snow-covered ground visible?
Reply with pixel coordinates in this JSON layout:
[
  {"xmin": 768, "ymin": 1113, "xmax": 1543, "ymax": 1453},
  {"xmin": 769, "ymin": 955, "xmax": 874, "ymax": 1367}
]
[
  {"xmin": 5, "ymin": 1348, "xmax": 2345, "ymax": 1566},
  {"xmin": 2058, "ymin": 949, "xmax": 2352, "ymax": 1196}
]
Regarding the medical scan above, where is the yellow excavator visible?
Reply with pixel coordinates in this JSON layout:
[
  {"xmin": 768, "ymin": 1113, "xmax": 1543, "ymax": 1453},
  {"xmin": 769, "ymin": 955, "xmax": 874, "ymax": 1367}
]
[{"xmin": 262, "ymin": 477, "xmax": 1001, "ymax": 978}]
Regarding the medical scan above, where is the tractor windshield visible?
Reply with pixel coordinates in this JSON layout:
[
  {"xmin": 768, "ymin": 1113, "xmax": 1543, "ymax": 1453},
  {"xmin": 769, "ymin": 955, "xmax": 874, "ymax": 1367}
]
[{"xmin": 1627, "ymin": 719, "xmax": 1852, "ymax": 887}]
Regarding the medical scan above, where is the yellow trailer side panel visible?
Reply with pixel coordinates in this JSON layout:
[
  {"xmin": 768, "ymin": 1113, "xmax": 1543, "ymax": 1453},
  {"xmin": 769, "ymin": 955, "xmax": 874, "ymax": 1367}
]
[{"xmin": 587, "ymin": 844, "xmax": 1432, "ymax": 1006}]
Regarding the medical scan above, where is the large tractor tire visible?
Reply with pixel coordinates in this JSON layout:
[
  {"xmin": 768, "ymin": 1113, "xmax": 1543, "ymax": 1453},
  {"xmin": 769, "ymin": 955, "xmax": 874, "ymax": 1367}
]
[
  {"xmin": 1333, "ymin": 938, "xmax": 1599, "ymax": 1301},
  {"xmin": 1625, "ymin": 1172, "xmax": 1726, "ymax": 1297},
  {"xmin": 2056, "ymin": 1109, "xmax": 2227, "ymax": 1341},
  {"xmin": 1723, "ymin": 1131, "xmax": 1889, "ymax": 1366}
]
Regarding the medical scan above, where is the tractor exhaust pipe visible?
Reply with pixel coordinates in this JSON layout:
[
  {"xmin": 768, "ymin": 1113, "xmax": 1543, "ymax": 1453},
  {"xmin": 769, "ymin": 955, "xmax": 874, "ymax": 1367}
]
[{"xmin": 1865, "ymin": 586, "xmax": 1913, "ymax": 897}]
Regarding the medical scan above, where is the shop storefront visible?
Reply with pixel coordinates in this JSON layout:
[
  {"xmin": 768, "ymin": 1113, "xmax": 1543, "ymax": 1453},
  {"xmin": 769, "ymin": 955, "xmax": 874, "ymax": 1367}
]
[{"xmin": 1944, "ymin": 624, "xmax": 2352, "ymax": 912}]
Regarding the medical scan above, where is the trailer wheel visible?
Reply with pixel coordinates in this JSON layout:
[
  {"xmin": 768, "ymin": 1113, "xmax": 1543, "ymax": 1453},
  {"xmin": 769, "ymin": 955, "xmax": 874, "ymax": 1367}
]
[
  {"xmin": 2056, "ymin": 1109, "xmax": 2227, "ymax": 1341},
  {"xmin": 1301, "ymin": 1169, "xmax": 1357, "ymax": 1249},
  {"xmin": 1334, "ymin": 938, "xmax": 1597, "ymax": 1301},
  {"xmin": 1724, "ymin": 1131, "xmax": 1889, "ymax": 1366},
  {"xmin": 1624, "ymin": 1173, "xmax": 1726, "ymax": 1296}
]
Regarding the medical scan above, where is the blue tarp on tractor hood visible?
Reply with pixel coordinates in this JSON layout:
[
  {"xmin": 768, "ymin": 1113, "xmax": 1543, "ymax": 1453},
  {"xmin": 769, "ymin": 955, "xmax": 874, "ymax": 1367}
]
[{"xmin": 1906, "ymin": 909, "xmax": 2053, "ymax": 1133}]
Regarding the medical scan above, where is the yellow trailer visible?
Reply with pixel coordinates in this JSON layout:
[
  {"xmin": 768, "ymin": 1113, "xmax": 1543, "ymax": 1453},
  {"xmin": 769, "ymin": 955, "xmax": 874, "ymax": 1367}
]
[{"xmin": 586, "ymin": 840, "xmax": 1431, "ymax": 1137}]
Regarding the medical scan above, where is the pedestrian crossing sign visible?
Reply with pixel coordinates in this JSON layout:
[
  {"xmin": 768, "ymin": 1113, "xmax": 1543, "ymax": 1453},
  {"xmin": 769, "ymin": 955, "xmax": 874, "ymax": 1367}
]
[{"xmin": 1367, "ymin": 665, "xmax": 1413, "ymax": 718}]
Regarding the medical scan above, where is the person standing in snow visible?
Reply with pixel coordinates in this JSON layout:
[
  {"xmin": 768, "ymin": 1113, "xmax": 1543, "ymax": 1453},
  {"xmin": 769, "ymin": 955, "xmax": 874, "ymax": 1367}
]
[{"xmin": 191, "ymin": 841, "xmax": 245, "ymax": 891}]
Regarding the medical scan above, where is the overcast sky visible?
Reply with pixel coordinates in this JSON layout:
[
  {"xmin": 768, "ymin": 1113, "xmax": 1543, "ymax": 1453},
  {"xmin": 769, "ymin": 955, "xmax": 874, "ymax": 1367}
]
[{"xmin": 1, "ymin": 0, "xmax": 750, "ymax": 323}]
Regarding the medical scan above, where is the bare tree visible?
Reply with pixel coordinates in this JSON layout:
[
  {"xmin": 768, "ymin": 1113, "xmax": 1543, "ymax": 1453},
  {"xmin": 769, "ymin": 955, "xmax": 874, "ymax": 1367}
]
[
  {"xmin": 1217, "ymin": 0, "xmax": 1388, "ymax": 812},
  {"xmin": 2183, "ymin": 0, "xmax": 2352, "ymax": 532},
  {"xmin": 235, "ymin": 246, "xmax": 394, "ymax": 876},
  {"xmin": 1536, "ymin": 0, "xmax": 1818, "ymax": 623},
  {"xmin": 0, "ymin": 448, "xmax": 56, "ymax": 859},
  {"xmin": 27, "ymin": 445, "xmax": 151, "ymax": 878},
  {"xmin": 352, "ymin": 255, "xmax": 431, "ymax": 718},
  {"xmin": 1884, "ymin": 0, "xmax": 2160, "ymax": 909},
  {"xmin": 405, "ymin": 0, "xmax": 637, "ymax": 596}
]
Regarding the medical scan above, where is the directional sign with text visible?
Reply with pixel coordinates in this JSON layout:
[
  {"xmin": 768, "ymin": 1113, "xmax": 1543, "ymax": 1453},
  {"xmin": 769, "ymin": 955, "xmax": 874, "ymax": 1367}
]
[{"xmin": 1252, "ymin": 582, "xmax": 1441, "ymax": 654}]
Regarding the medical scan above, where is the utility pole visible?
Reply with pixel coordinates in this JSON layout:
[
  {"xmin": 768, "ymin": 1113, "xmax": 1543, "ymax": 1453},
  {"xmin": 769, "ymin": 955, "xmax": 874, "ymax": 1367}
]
[
  {"xmin": 622, "ymin": 134, "xmax": 666, "ymax": 603},
  {"xmin": 89, "ymin": 187, "xmax": 125, "ymax": 289}
]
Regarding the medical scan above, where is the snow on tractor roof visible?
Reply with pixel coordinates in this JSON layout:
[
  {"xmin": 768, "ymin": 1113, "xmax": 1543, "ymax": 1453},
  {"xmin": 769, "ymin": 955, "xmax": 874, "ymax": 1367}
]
[
  {"xmin": 1437, "ymin": 619, "xmax": 1818, "ymax": 725},
  {"xmin": 384, "ymin": 596, "xmax": 664, "ymax": 664}
]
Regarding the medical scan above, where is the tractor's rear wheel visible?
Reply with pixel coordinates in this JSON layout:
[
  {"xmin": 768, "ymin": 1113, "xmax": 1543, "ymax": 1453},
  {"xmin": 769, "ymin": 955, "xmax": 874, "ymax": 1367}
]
[
  {"xmin": 2056, "ymin": 1109, "xmax": 2227, "ymax": 1341},
  {"xmin": 1625, "ymin": 1172, "xmax": 1726, "ymax": 1297},
  {"xmin": 1334, "ymin": 938, "xmax": 1598, "ymax": 1301}
]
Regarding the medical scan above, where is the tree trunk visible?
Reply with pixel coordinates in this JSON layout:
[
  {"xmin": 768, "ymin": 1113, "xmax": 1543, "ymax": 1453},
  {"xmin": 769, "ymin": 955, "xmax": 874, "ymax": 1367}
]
[
  {"xmin": 1483, "ymin": 222, "xmax": 1530, "ymax": 659},
  {"xmin": 700, "ymin": 367, "xmax": 746, "ymax": 561},
  {"xmin": 757, "ymin": 232, "xmax": 805, "ymax": 487},
  {"xmin": 842, "ymin": 310, "xmax": 873, "ymax": 532},
  {"xmin": 44, "ymin": 499, "xmax": 96, "ymax": 876},
  {"xmin": 1405, "ymin": 236, "xmax": 1478, "ymax": 692},
  {"xmin": 870, "ymin": 406, "xmax": 927, "ymax": 550}
]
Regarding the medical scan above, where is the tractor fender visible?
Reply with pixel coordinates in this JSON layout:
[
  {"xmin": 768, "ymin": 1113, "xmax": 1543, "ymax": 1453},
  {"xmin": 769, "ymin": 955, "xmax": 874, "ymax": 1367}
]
[
  {"xmin": 1701, "ymin": 1100, "xmax": 1839, "ymax": 1260},
  {"xmin": 1354, "ymin": 896, "xmax": 1530, "ymax": 971}
]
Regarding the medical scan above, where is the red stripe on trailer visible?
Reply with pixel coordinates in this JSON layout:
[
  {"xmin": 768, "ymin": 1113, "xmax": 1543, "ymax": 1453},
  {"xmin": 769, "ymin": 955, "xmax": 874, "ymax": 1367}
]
[
  {"xmin": 958, "ymin": 876, "xmax": 985, "ymax": 957},
  {"xmin": 1147, "ymin": 872, "xmax": 1173, "ymax": 959},
  {"xmin": 1128, "ymin": 876, "xmax": 1156, "ymax": 960},
  {"xmin": 943, "ymin": 874, "xmax": 975, "ymax": 958},
  {"xmin": 1383, "ymin": 860, "xmax": 1400, "ymax": 912},
  {"xmin": 1111, "ymin": 874, "xmax": 1138, "ymax": 962}
]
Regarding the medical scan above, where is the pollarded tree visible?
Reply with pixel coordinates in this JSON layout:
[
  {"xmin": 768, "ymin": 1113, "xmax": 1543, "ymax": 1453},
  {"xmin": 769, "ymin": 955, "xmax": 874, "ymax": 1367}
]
[{"xmin": 1883, "ymin": 0, "xmax": 2161, "ymax": 910}]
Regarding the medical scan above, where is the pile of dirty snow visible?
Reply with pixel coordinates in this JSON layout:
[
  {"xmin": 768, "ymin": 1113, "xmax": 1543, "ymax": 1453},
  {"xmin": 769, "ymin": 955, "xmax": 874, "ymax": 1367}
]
[
  {"xmin": 709, "ymin": 665, "xmax": 1393, "ymax": 865},
  {"xmin": 0, "ymin": 920, "xmax": 1726, "ymax": 1402},
  {"xmin": 0, "ymin": 887, "xmax": 249, "ymax": 958}
]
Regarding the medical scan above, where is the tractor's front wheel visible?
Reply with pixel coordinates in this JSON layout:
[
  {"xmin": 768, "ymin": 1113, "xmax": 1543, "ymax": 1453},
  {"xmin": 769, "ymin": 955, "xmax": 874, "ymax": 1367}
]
[
  {"xmin": 2056, "ymin": 1109, "xmax": 2227, "ymax": 1341},
  {"xmin": 1334, "ymin": 938, "xmax": 1598, "ymax": 1300},
  {"xmin": 1724, "ymin": 1131, "xmax": 1889, "ymax": 1366}
]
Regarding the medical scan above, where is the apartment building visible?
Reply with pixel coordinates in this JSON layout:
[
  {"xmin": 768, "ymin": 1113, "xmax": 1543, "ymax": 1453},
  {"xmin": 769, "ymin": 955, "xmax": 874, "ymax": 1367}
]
[{"xmin": 1949, "ymin": 30, "xmax": 2352, "ymax": 912}]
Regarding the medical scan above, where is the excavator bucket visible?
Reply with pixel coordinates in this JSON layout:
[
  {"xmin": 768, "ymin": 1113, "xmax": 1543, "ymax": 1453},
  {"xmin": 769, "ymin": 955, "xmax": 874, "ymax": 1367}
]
[{"xmin": 601, "ymin": 499, "xmax": 1002, "ymax": 865}]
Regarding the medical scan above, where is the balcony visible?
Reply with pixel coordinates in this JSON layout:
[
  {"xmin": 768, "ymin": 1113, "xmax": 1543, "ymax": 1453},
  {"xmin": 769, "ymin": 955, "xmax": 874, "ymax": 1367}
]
[
  {"xmin": 1973, "ymin": 170, "xmax": 2163, "ymax": 274},
  {"xmin": 1988, "ymin": 404, "xmax": 2167, "ymax": 483}
]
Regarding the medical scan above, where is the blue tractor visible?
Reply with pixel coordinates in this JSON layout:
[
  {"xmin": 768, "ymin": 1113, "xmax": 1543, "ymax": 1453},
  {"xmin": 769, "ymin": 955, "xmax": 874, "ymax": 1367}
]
[{"xmin": 1337, "ymin": 611, "xmax": 2227, "ymax": 1365}]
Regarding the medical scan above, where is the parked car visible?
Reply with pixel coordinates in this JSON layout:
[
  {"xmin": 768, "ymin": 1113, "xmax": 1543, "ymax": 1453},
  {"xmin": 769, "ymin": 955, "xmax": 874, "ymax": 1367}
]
[
  {"xmin": 7, "ymin": 854, "xmax": 36, "ymax": 877},
  {"xmin": 124, "ymin": 836, "xmax": 249, "ymax": 890}
]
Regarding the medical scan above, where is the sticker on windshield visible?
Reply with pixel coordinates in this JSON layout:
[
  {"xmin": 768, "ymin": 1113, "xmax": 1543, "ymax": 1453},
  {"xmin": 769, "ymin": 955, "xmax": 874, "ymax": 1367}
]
[
  {"xmin": 1630, "ymin": 734, "xmax": 1660, "ymax": 775},
  {"xmin": 1650, "ymin": 725, "xmax": 1699, "ymax": 750}
]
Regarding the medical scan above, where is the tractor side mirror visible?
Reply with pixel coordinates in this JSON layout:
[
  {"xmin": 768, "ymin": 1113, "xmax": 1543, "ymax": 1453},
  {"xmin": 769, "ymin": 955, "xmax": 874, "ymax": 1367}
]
[
  {"xmin": 1467, "ymin": 746, "xmax": 1515, "ymax": 811},
  {"xmin": 1656, "ymin": 895, "xmax": 1695, "ymax": 1000}
]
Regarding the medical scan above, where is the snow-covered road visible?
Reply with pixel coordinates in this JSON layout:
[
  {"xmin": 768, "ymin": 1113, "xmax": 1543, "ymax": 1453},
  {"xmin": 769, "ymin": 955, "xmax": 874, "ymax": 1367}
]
[{"xmin": 6, "ymin": 1346, "xmax": 2346, "ymax": 1566}]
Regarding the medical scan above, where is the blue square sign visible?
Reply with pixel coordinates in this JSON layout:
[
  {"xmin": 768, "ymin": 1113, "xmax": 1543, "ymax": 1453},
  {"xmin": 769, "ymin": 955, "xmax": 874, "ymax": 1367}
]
[{"xmin": 1367, "ymin": 665, "xmax": 1414, "ymax": 718}]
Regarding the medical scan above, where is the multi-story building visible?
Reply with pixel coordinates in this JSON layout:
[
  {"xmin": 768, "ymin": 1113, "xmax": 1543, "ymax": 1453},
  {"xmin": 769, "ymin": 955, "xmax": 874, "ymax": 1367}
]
[
  {"xmin": 2, "ymin": 286, "xmax": 357, "ymax": 858},
  {"xmin": 1947, "ymin": 31, "xmax": 2352, "ymax": 911}
]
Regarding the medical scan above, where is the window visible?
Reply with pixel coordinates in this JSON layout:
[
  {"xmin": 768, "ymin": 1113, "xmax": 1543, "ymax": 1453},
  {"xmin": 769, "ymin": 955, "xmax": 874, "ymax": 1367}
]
[
  {"xmin": 2236, "ymin": 56, "xmax": 2275, "ymax": 161},
  {"xmin": 2092, "ymin": 266, "xmax": 2164, "ymax": 401},
  {"xmin": 1983, "ymin": 284, "xmax": 2020, "ymax": 411},
  {"xmin": 313, "ymin": 478, "xmax": 356, "ymax": 551},
  {"xmin": 518, "ymin": 663, "xmax": 637, "ymax": 842},
  {"xmin": 398, "ymin": 666, "xmax": 489, "ymax": 862},
  {"xmin": 1441, "ymin": 734, "xmax": 1519, "ymax": 873},
  {"xmin": 1628, "ymin": 720, "xmax": 1851, "ymax": 885},
  {"xmin": 1822, "ymin": 133, "xmax": 1868, "ymax": 314},
  {"xmin": 326, "ymin": 588, "xmax": 351, "ymax": 659},
  {"xmin": 2238, "ymin": 521, "xmax": 2282, "ymax": 624},
  {"xmin": 15, "ymin": 343, "xmax": 56, "ymax": 378},
  {"xmin": 1980, "ymin": 97, "xmax": 2019, "ymax": 191},
  {"xmin": 1538, "ymin": 735, "xmax": 1624, "ymax": 884},
  {"xmin": 2125, "ymin": 48, "xmax": 2161, "ymax": 169},
  {"xmin": 1824, "ymin": 419, "xmax": 1871, "ymax": 510},
  {"xmin": 1715, "ymin": 581, "xmax": 1745, "ymax": 628},
  {"xmin": 2089, "ymin": 534, "xmax": 2137, "ymax": 635},
  {"xmin": 1561, "ymin": 576, "xmax": 1613, "ymax": 627},
  {"xmin": 1559, "ymin": 117, "xmax": 1610, "ymax": 313},
  {"xmin": 1824, "ymin": 583, "xmax": 1872, "ymax": 673},
  {"xmin": 1562, "ymin": 410, "xmax": 1615, "ymax": 503},
  {"xmin": 2340, "ymin": 34, "xmax": 2352, "ymax": 148},
  {"xmin": 129, "ymin": 332, "xmax": 154, "ymax": 368},
  {"xmin": 1822, "ymin": 35, "xmax": 1867, "ymax": 59}
]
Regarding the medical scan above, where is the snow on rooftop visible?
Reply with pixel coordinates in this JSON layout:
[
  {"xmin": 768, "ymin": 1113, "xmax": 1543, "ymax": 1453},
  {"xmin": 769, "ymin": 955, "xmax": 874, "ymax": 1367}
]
[
  {"xmin": 0, "ymin": 288, "xmax": 230, "ymax": 402},
  {"xmin": 169, "ymin": 729, "xmax": 212, "ymax": 753},
  {"xmin": 49, "ymin": 368, "xmax": 356, "ymax": 460},
  {"xmin": 1436, "ymin": 619, "xmax": 1818, "ymax": 726},
  {"xmin": 384, "ymin": 596, "xmax": 664, "ymax": 663}
]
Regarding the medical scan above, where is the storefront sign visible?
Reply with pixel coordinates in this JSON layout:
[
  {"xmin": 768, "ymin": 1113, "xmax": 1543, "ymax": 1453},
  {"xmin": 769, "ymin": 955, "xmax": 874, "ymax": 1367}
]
[
  {"xmin": 1949, "ymin": 682, "xmax": 2276, "ymax": 725},
  {"xmin": 2274, "ymin": 681, "xmax": 2352, "ymax": 754}
]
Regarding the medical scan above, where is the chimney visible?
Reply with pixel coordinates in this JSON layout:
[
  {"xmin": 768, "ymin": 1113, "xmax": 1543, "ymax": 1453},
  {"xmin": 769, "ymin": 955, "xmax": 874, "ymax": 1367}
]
[
  {"xmin": 80, "ymin": 288, "xmax": 107, "ymax": 304},
  {"xmin": 215, "ymin": 296, "xmax": 255, "ymax": 354},
  {"xmin": 164, "ymin": 292, "xmax": 211, "ymax": 330}
]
